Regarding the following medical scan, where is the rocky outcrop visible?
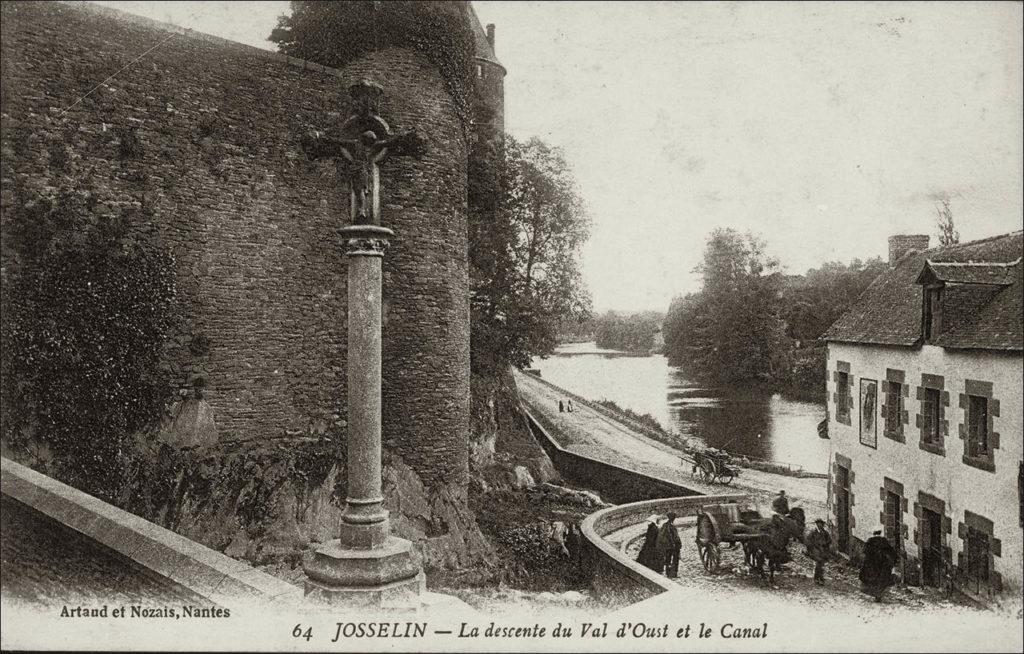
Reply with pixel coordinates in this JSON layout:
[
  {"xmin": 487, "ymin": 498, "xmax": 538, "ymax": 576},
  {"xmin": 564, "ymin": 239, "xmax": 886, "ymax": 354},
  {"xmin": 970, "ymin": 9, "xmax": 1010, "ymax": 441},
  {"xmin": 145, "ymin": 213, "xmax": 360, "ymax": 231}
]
[{"xmin": 470, "ymin": 369, "xmax": 558, "ymax": 487}]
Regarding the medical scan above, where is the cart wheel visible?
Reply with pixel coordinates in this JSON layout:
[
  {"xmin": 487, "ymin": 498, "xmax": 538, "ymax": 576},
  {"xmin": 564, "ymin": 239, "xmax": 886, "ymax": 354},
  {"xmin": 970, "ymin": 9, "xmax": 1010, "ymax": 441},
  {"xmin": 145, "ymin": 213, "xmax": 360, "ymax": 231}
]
[
  {"xmin": 719, "ymin": 470, "xmax": 735, "ymax": 485},
  {"xmin": 700, "ymin": 460, "xmax": 716, "ymax": 483},
  {"xmin": 698, "ymin": 541, "xmax": 721, "ymax": 572}
]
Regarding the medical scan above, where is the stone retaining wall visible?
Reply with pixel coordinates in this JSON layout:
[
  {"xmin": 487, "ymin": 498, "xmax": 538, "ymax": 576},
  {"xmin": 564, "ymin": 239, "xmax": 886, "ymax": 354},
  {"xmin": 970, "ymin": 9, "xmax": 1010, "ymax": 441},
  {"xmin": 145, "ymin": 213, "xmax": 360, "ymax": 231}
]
[
  {"xmin": 521, "ymin": 405, "xmax": 700, "ymax": 504},
  {"xmin": 0, "ymin": 456, "xmax": 302, "ymax": 606},
  {"xmin": 580, "ymin": 494, "xmax": 747, "ymax": 604}
]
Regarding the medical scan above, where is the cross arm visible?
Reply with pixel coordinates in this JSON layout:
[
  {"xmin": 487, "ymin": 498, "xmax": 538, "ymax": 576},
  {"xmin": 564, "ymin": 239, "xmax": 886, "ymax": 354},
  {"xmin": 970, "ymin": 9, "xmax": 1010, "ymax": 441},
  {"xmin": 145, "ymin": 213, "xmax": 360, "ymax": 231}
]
[
  {"xmin": 380, "ymin": 130, "xmax": 427, "ymax": 161},
  {"xmin": 300, "ymin": 130, "xmax": 356, "ymax": 162}
]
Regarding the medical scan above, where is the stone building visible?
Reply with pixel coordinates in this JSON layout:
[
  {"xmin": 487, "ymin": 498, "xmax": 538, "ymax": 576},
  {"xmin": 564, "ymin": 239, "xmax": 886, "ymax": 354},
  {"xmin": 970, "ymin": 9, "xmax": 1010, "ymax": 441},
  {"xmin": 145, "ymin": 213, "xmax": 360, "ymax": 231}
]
[
  {"xmin": 0, "ymin": 1, "xmax": 503, "ymax": 570},
  {"xmin": 822, "ymin": 231, "xmax": 1023, "ymax": 602}
]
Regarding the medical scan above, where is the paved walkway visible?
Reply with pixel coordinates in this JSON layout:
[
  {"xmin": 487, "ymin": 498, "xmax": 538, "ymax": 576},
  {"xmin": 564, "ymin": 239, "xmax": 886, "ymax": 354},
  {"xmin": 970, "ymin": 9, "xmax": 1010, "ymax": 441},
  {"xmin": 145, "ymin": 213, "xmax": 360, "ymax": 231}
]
[
  {"xmin": 0, "ymin": 497, "xmax": 203, "ymax": 607},
  {"xmin": 515, "ymin": 370, "xmax": 828, "ymax": 521}
]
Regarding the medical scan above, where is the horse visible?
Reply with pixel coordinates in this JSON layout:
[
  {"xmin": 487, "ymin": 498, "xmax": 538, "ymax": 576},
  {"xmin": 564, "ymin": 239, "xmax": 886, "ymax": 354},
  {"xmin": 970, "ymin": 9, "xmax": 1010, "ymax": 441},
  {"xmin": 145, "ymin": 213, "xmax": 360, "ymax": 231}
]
[{"xmin": 742, "ymin": 507, "xmax": 806, "ymax": 585}]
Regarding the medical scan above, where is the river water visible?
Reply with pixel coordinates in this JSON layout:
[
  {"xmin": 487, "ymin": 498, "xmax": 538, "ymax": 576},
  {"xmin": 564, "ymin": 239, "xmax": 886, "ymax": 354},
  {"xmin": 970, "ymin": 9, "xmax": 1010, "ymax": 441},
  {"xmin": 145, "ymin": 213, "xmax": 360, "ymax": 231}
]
[{"xmin": 531, "ymin": 342, "xmax": 829, "ymax": 473}]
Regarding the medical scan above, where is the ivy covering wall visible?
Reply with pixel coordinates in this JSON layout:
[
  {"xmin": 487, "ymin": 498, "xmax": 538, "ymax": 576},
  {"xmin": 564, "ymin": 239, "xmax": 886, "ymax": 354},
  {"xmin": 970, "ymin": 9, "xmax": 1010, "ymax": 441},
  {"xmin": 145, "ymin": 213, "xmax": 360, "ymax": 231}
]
[
  {"xmin": 1, "ymin": 185, "xmax": 177, "ymax": 501},
  {"xmin": 270, "ymin": 1, "xmax": 477, "ymax": 124}
]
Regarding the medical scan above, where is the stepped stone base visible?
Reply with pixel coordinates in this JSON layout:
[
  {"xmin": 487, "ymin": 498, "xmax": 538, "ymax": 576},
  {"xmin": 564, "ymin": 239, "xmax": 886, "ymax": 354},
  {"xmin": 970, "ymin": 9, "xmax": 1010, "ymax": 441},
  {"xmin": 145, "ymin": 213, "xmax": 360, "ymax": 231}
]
[{"xmin": 303, "ymin": 536, "xmax": 424, "ymax": 608}]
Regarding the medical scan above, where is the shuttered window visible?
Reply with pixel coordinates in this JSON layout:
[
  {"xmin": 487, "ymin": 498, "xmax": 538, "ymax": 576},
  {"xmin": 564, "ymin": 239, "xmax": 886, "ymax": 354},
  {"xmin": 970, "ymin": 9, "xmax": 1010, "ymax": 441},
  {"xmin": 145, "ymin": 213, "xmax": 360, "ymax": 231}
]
[
  {"xmin": 921, "ymin": 388, "xmax": 941, "ymax": 444},
  {"xmin": 967, "ymin": 395, "xmax": 989, "ymax": 457}
]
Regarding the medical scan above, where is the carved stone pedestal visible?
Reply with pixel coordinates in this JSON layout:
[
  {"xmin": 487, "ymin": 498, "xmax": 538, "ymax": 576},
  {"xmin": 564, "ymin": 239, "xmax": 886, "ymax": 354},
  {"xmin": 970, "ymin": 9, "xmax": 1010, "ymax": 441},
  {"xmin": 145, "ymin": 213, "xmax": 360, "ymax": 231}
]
[{"xmin": 304, "ymin": 537, "xmax": 424, "ymax": 608}]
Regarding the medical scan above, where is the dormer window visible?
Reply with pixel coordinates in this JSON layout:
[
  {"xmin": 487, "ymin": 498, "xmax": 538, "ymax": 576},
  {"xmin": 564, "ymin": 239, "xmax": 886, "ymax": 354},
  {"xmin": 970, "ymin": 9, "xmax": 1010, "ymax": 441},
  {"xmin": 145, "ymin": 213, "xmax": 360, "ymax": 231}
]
[
  {"xmin": 922, "ymin": 284, "xmax": 943, "ymax": 342},
  {"xmin": 914, "ymin": 258, "xmax": 1016, "ymax": 345}
]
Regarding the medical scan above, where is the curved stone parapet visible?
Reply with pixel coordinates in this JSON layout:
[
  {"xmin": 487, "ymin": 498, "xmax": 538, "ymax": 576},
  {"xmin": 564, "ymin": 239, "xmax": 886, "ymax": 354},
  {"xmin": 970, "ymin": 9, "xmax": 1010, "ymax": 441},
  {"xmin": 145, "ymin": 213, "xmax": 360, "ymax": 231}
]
[{"xmin": 581, "ymin": 493, "xmax": 748, "ymax": 604}]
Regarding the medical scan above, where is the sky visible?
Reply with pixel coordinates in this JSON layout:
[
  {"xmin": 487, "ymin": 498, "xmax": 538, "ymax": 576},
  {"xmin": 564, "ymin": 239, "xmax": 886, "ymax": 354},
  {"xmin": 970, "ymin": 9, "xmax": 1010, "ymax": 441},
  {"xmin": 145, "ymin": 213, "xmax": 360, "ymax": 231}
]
[{"xmin": 93, "ymin": 1, "xmax": 1023, "ymax": 312}]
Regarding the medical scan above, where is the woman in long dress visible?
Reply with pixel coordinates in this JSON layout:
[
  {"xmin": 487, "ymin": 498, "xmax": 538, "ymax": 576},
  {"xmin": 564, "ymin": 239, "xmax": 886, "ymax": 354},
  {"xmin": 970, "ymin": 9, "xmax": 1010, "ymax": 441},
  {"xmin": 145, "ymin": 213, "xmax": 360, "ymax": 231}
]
[
  {"xmin": 637, "ymin": 515, "xmax": 663, "ymax": 571},
  {"xmin": 859, "ymin": 526, "xmax": 897, "ymax": 602}
]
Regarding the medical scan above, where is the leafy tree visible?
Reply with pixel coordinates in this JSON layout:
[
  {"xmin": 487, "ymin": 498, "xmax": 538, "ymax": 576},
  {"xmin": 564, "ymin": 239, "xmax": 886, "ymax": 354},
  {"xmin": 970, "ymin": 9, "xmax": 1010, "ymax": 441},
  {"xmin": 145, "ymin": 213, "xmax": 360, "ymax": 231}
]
[
  {"xmin": 779, "ymin": 257, "xmax": 886, "ymax": 399},
  {"xmin": 664, "ymin": 229, "xmax": 790, "ymax": 384},
  {"xmin": 935, "ymin": 198, "xmax": 960, "ymax": 246},
  {"xmin": 469, "ymin": 136, "xmax": 591, "ymax": 373},
  {"xmin": 781, "ymin": 257, "xmax": 887, "ymax": 345},
  {"xmin": 664, "ymin": 228, "xmax": 889, "ymax": 399},
  {"xmin": 554, "ymin": 314, "xmax": 597, "ymax": 343}
]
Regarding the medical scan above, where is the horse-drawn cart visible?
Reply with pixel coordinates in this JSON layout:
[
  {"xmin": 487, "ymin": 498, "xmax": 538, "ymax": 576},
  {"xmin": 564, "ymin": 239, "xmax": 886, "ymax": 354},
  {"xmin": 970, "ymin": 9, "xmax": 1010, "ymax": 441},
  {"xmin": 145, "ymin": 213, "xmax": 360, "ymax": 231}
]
[
  {"xmin": 694, "ymin": 502, "xmax": 806, "ymax": 582},
  {"xmin": 688, "ymin": 448, "xmax": 740, "ymax": 485},
  {"xmin": 694, "ymin": 502, "xmax": 763, "ymax": 572}
]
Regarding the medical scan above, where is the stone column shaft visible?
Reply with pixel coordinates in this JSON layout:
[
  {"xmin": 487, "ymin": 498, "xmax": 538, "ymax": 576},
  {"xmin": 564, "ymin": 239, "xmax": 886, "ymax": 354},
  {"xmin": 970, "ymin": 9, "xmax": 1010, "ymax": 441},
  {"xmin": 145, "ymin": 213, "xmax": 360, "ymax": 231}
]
[
  {"xmin": 337, "ymin": 227, "xmax": 392, "ymax": 549},
  {"xmin": 344, "ymin": 250, "xmax": 384, "ymax": 525}
]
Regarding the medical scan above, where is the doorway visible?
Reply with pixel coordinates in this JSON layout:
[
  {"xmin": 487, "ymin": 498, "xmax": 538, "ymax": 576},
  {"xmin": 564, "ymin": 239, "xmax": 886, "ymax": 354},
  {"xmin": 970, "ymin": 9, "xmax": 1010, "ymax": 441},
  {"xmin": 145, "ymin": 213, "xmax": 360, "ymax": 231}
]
[
  {"xmin": 921, "ymin": 507, "xmax": 943, "ymax": 587},
  {"xmin": 835, "ymin": 464, "xmax": 851, "ymax": 554}
]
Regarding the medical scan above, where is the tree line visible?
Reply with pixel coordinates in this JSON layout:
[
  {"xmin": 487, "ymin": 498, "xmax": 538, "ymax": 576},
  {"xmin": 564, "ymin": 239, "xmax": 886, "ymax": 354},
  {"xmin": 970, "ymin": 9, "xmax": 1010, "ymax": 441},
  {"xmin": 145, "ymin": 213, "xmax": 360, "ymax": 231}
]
[
  {"xmin": 663, "ymin": 228, "xmax": 887, "ymax": 401},
  {"xmin": 592, "ymin": 311, "xmax": 663, "ymax": 353}
]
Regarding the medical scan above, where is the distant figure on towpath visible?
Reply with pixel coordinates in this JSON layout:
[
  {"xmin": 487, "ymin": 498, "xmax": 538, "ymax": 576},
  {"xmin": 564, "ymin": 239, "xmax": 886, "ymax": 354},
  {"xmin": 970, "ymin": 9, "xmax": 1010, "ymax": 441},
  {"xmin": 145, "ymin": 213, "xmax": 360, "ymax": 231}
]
[
  {"xmin": 566, "ymin": 400, "xmax": 575, "ymax": 413},
  {"xmin": 559, "ymin": 400, "xmax": 564, "ymax": 413}
]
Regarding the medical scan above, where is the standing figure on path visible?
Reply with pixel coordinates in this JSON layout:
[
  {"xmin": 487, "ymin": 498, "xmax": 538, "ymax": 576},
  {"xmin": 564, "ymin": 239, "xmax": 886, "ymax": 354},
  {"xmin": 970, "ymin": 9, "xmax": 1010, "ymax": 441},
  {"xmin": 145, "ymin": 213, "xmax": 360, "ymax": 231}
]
[
  {"xmin": 805, "ymin": 518, "xmax": 833, "ymax": 584},
  {"xmin": 657, "ymin": 512, "xmax": 682, "ymax": 578},
  {"xmin": 859, "ymin": 526, "xmax": 898, "ymax": 602},
  {"xmin": 637, "ymin": 515, "xmax": 663, "ymax": 571},
  {"xmin": 559, "ymin": 400, "xmax": 564, "ymax": 413},
  {"xmin": 772, "ymin": 490, "xmax": 790, "ymax": 516},
  {"xmin": 567, "ymin": 400, "xmax": 575, "ymax": 413}
]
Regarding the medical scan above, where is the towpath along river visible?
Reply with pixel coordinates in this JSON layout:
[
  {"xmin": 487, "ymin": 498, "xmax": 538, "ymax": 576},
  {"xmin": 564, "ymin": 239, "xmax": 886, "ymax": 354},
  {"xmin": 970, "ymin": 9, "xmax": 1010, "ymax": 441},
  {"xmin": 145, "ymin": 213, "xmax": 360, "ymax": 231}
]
[{"xmin": 514, "ymin": 370, "xmax": 828, "ymax": 521}]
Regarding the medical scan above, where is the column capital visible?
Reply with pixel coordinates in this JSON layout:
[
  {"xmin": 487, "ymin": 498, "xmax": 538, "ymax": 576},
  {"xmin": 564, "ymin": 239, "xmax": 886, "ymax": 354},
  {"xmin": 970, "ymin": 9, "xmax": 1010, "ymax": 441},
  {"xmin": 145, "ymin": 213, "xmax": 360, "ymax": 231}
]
[{"xmin": 341, "ymin": 224, "xmax": 394, "ymax": 257}]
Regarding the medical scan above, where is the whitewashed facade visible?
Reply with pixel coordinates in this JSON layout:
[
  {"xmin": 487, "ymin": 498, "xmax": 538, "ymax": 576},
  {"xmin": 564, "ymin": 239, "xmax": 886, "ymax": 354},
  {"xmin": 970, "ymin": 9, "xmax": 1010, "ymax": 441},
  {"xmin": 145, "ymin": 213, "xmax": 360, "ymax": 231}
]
[{"xmin": 823, "ymin": 232, "xmax": 1023, "ymax": 602}]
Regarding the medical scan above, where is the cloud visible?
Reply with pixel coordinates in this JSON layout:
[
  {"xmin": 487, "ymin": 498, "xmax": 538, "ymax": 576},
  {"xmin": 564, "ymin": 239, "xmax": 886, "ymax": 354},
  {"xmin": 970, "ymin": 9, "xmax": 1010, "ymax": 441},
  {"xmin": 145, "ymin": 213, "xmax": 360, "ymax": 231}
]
[{"xmin": 902, "ymin": 188, "xmax": 969, "ymax": 205}]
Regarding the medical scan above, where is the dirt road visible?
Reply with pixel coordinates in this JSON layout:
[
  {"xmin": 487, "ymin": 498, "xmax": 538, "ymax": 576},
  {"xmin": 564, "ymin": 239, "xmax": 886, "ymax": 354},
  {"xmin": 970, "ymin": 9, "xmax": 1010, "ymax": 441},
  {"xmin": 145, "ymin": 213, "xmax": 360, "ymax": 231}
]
[{"xmin": 515, "ymin": 370, "xmax": 828, "ymax": 520}]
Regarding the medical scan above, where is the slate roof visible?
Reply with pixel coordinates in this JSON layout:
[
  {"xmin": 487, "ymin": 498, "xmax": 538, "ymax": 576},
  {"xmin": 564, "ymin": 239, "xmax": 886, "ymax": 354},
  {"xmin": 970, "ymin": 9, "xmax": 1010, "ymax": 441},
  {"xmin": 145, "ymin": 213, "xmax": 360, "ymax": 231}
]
[
  {"xmin": 917, "ymin": 260, "xmax": 1018, "ymax": 286},
  {"xmin": 466, "ymin": 3, "xmax": 503, "ymax": 68},
  {"xmin": 823, "ymin": 231, "xmax": 1023, "ymax": 351}
]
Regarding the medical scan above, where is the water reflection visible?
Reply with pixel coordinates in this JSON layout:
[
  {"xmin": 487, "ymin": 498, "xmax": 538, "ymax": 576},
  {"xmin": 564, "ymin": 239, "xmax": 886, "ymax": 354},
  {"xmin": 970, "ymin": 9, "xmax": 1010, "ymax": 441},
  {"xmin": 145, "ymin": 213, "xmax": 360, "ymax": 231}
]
[{"xmin": 531, "ymin": 342, "xmax": 828, "ymax": 473}]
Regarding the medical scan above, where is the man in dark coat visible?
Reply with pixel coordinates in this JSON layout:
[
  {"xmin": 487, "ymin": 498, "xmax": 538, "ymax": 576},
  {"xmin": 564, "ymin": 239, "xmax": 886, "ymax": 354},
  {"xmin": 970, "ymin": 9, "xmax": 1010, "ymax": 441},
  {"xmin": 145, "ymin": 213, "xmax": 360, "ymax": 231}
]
[
  {"xmin": 637, "ymin": 515, "xmax": 663, "ymax": 571},
  {"xmin": 657, "ymin": 512, "xmax": 682, "ymax": 578},
  {"xmin": 805, "ymin": 518, "xmax": 832, "ymax": 583},
  {"xmin": 860, "ymin": 526, "xmax": 897, "ymax": 602}
]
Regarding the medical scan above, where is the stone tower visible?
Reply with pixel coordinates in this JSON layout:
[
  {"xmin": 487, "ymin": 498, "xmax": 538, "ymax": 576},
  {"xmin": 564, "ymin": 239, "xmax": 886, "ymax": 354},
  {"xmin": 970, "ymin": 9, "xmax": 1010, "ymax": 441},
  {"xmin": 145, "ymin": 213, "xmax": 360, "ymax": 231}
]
[{"xmin": 466, "ymin": 4, "xmax": 506, "ymax": 144}]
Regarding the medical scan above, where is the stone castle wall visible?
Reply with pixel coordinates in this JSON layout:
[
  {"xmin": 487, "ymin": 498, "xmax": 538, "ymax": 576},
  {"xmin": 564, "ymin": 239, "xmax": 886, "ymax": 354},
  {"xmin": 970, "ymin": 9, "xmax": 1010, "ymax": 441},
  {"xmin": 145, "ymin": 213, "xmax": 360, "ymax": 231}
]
[
  {"xmin": 0, "ymin": 2, "xmax": 469, "ymax": 493},
  {"xmin": 339, "ymin": 50, "xmax": 472, "ymax": 491}
]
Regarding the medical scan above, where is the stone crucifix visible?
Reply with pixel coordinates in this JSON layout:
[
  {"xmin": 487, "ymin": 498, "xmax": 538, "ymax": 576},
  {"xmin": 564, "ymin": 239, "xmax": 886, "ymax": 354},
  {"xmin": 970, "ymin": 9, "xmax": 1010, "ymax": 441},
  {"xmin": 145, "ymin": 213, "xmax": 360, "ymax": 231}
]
[
  {"xmin": 300, "ymin": 79, "xmax": 426, "ymax": 605},
  {"xmin": 301, "ymin": 79, "xmax": 424, "ymax": 227}
]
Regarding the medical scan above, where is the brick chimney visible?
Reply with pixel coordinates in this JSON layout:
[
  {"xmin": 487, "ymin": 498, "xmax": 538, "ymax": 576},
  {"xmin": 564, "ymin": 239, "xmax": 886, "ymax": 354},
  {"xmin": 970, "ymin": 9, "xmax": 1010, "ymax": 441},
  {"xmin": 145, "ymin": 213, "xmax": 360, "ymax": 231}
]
[
  {"xmin": 888, "ymin": 234, "xmax": 930, "ymax": 266},
  {"xmin": 486, "ymin": 23, "xmax": 495, "ymax": 48}
]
